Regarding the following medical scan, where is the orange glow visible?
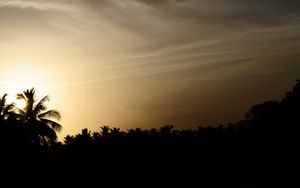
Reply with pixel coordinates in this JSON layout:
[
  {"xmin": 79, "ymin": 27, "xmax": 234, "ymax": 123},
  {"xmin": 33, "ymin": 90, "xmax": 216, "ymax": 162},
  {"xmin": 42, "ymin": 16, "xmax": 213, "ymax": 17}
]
[
  {"xmin": 3, "ymin": 65, "xmax": 54, "ymax": 94},
  {"xmin": 2, "ymin": 65, "xmax": 56, "ymax": 108}
]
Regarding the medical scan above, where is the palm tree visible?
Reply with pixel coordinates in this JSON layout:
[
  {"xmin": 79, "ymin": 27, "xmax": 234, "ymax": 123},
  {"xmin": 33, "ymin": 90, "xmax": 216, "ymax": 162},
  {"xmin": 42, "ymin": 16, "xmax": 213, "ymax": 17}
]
[
  {"xmin": 75, "ymin": 128, "xmax": 93, "ymax": 145},
  {"xmin": 159, "ymin": 124, "xmax": 174, "ymax": 138},
  {"xmin": 100, "ymin": 125, "xmax": 111, "ymax": 139},
  {"xmin": 0, "ymin": 94, "xmax": 14, "ymax": 125},
  {"xmin": 15, "ymin": 88, "xmax": 62, "ymax": 146}
]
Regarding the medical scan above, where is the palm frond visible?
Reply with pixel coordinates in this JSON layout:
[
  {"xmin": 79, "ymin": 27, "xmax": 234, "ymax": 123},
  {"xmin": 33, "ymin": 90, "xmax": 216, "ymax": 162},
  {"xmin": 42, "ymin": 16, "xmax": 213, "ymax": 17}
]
[
  {"xmin": 0, "ymin": 94, "xmax": 8, "ymax": 114},
  {"xmin": 0, "ymin": 94, "xmax": 17, "ymax": 120},
  {"xmin": 32, "ymin": 95, "xmax": 49, "ymax": 116},
  {"xmin": 16, "ymin": 93, "xmax": 26, "ymax": 100},
  {"xmin": 38, "ymin": 109, "xmax": 61, "ymax": 121},
  {"xmin": 37, "ymin": 121, "xmax": 57, "ymax": 140},
  {"xmin": 40, "ymin": 118, "xmax": 62, "ymax": 132},
  {"xmin": 11, "ymin": 103, "xmax": 26, "ymax": 116},
  {"xmin": 8, "ymin": 112, "xmax": 24, "ymax": 121},
  {"xmin": 23, "ymin": 88, "xmax": 36, "ymax": 101},
  {"xmin": 20, "ymin": 88, "xmax": 36, "ymax": 113},
  {"xmin": 3, "ymin": 103, "xmax": 14, "ymax": 116}
]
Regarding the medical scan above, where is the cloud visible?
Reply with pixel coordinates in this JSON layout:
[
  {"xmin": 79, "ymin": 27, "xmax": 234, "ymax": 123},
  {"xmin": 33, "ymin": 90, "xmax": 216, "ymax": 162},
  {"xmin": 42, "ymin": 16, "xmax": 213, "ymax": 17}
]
[
  {"xmin": 0, "ymin": 0, "xmax": 74, "ymax": 11},
  {"xmin": 81, "ymin": 0, "xmax": 300, "ymax": 27},
  {"xmin": 70, "ymin": 0, "xmax": 300, "ymax": 53},
  {"xmin": 1, "ymin": 0, "xmax": 300, "ymax": 83}
]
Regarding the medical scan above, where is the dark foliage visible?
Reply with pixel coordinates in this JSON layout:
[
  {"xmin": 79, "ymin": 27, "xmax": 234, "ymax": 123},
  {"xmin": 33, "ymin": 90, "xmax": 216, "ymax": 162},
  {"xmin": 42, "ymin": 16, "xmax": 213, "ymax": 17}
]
[{"xmin": 1, "ymin": 81, "xmax": 300, "ymax": 188}]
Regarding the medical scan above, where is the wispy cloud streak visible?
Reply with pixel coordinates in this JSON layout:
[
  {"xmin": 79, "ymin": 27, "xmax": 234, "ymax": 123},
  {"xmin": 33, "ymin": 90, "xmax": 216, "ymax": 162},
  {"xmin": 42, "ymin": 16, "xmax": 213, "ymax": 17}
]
[{"xmin": 0, "ymin": 0, "xmax": 73, "ymax": 11}]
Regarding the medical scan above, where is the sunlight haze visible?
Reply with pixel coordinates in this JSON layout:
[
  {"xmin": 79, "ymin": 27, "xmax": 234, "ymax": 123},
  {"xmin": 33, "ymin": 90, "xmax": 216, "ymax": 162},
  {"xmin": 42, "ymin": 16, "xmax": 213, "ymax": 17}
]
[{"xmin": 1, "ymin": 0, "xmax": 300, "ymax": 140}]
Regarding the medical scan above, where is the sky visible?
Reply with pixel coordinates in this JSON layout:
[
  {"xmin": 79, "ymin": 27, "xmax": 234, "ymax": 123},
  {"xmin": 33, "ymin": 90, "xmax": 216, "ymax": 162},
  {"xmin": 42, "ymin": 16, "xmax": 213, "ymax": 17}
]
[{"xmin": 0, "ymin": 0, "xmax": 300, "ymax": 140}]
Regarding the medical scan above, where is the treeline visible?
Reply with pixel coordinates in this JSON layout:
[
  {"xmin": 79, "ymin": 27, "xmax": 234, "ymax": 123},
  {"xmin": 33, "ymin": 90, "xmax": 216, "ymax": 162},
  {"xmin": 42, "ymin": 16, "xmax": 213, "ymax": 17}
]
[
  {"xmin": 1, "ymin": 80, "xmax": 298, "ymax": 149},
  {"xmin": 63, "ymin": 79, "xmax": 300, "ymax": 151},
  {"xmin": 0, "ymin": 80, "xmax": 299, "ymax": 188},
  {"xmin": 54, "ymin": 80, "xmax": 299, "ymax": 188}
]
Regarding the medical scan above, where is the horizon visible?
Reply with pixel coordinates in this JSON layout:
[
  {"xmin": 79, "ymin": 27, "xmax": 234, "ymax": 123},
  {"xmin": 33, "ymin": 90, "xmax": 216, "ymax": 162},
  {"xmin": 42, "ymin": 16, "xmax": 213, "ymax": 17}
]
[{"xmin": 1, "ymin": 0, "xmax": 300, "ymax": 140}]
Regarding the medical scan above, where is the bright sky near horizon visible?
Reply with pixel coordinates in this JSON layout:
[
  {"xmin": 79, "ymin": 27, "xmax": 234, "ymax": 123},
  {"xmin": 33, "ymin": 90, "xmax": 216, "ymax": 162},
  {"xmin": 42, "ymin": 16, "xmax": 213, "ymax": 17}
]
[{"xmin": 1, "ymin": 0, "xmax": 300, "ymax": 140}]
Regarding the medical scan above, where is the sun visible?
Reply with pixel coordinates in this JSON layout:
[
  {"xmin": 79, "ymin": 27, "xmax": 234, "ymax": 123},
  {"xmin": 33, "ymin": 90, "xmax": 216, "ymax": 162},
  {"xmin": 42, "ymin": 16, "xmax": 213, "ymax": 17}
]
[
  {"xmin": 6, "ymin": 94, "xmax": 27, "ymax": 109},
  {"xmin": 15, "ymin": 98, "xmax": 27, "ymax": 110},
  {"xmin": 1, "ymin": 65, "xmax": 55, "ymax": 109}
]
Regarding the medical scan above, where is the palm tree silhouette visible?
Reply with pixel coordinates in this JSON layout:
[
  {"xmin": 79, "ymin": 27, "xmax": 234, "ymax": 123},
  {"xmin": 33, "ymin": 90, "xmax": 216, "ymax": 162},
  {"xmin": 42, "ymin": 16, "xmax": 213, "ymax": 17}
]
[
  {"xmin": 0, "ymin": 94, "xmax": 14, "ymax": 125},
  {"xmin": 100, "ymin": 125, "xmax": 110, "ymax": 139},
  {"xmin": 15, "ymin": 88, "xmax": 62, "ymax": 146}
]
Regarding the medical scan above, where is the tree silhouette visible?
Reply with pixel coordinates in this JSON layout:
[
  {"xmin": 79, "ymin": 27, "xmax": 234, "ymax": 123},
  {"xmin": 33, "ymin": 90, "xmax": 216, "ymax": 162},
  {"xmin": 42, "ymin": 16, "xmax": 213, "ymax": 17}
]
[
  {"xmin": 76, "ymin": 128, "xmax": 93, "ymax": 145},
  {"xmin": 0, "ymin": 94, "xmax": 14, "ymax": 125},
  {"xmin": 15, "ymin": 88, "xmax": 62, "ymax": 146},
  {"xmin": 0, "ymin": 94, "xmax": 17, "ymax": 145},
  {"xmin": 100, "ymin": 125, "xmax": 111, "ymax": 139},
  {"xmin": 159, "ymin": 124, "xmax": 174, "ymax": 138},
  {"xmin": 1, "ymin": 80, "xmax": 300, "ymax": 188},
  {"xmin": 245, "ymin": 100, "xmax": 280, "ymax": 121},
  {"xmin": 281, "ymin": 79, "xmax": 300, "ymax": 120}
]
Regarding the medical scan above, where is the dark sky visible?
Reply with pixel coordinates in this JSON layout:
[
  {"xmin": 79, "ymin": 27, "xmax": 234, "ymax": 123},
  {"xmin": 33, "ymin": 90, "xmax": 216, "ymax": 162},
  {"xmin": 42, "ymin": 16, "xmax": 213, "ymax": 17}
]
[{"xmin": 1, "ymin": 0, "xmax": 300, "ymax": 139}]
